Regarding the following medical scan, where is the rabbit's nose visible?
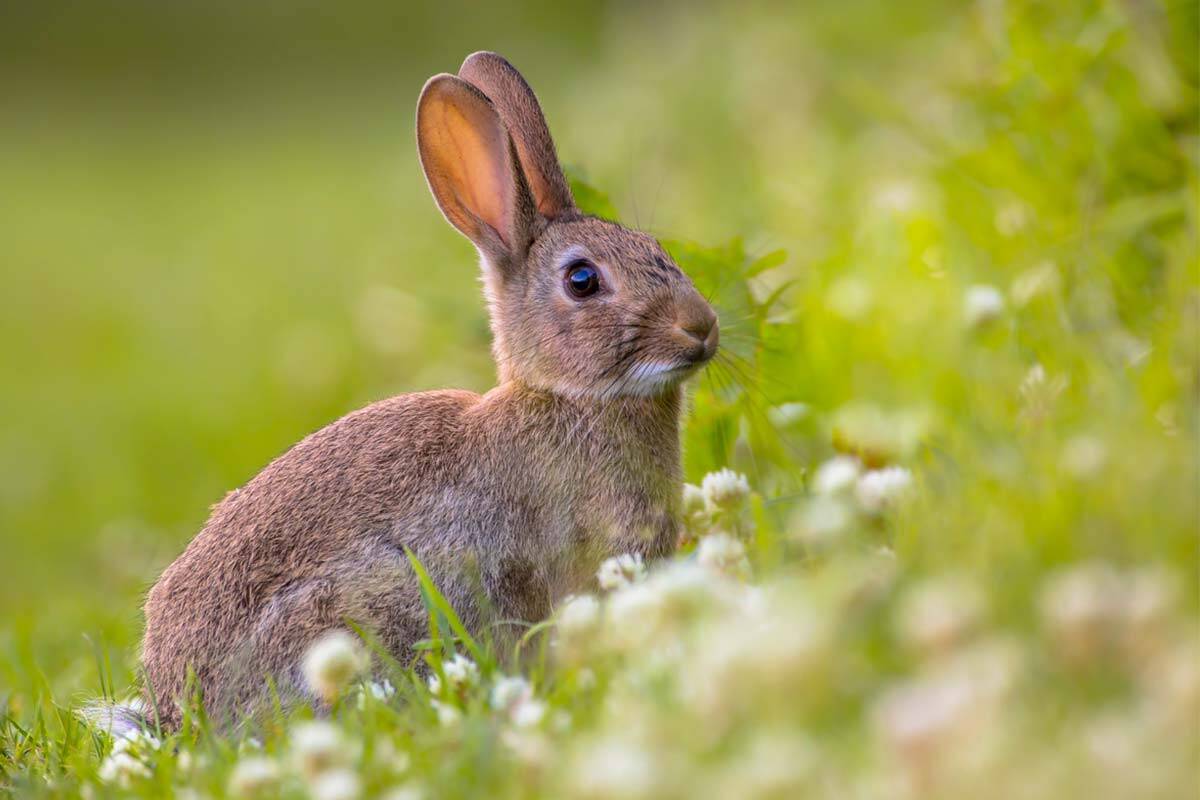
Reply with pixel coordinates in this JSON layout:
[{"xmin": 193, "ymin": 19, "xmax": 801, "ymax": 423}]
[
  {"xmin": 680, "ymin": 316, "xmax": 714, "ymax": 342},
  {"xmin": 676, "ymin": 304, "xmax": 719, "ymax": 361}
]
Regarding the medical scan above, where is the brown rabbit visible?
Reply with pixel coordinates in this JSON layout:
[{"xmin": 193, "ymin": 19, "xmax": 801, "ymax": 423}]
[{"xmin": 126, "ymin": 52, "xmax": 717, "ymax": 730}]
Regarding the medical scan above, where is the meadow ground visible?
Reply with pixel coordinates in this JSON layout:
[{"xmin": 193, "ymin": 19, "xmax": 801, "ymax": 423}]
[{"xmin": 1, "ymin": 1, "xmax": 1197, "ymax": 797}]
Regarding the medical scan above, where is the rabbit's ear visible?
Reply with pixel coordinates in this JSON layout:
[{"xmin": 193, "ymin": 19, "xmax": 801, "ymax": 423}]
[
  {"xmin": 417, "ymin": 73, "xmax": 538, "ymax": 263},
  {"xmin": 458, "ymin": 52, "xmax": 575, "ymax": 219}
]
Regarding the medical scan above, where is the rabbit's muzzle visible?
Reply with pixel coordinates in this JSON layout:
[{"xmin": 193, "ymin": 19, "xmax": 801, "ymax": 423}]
[{"xmin": 673, "ymin": 290, "xmax": 720, "ymax": 365}]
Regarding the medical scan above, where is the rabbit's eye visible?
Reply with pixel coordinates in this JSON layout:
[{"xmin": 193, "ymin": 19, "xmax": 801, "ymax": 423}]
[{"xmin": 565, "ymin": 261, "xmax": 601, "ymax": 298}]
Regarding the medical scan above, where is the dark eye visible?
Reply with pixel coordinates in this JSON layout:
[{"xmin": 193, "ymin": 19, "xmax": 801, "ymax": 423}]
[{"xmin": 565, "ymin": 261, "xmax": 601, "ymax": 298}]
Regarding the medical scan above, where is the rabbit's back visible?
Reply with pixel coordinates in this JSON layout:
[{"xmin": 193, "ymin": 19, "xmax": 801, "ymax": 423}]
[{"xmin": 141, "ymin": 389, "xmax": 483, "ymax": 724}]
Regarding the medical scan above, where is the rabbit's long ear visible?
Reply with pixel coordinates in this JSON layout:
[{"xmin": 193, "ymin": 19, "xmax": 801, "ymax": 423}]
[
  {"xmin": 417, "ymin": 73, "xmax": 538, "ymax": 264},
  {"xmin": 458, "ymin": 52, "xmax": 575, "ymax": 219}
]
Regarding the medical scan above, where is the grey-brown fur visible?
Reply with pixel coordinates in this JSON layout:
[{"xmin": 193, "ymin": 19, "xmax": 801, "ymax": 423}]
[{"xmin": 139, "ymin": 52, "xmax": 717, "ymax": 729}]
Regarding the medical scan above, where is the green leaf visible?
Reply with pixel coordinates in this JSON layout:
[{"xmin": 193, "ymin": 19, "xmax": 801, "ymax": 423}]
[
  {"xmin": 566, "ymin": 173, "xmax": 620, "ymax": 220},
  {"xmin": 745, "ymin": 249, "xmax": 788, "ymax": 278},
  {"xmin": 402, "ymin": 547, "xmax": 489, "ymax": 668}
]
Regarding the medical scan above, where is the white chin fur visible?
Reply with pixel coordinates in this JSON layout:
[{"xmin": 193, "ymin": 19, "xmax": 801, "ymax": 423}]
[{"xmin": 619, "ymin": 361, "xmax": 694, "ymax": 397}]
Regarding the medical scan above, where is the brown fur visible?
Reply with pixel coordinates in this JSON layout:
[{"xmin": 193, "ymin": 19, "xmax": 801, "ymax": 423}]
[{"xmin": 140, "ymin": 52, "xmax": 717, "ymax": 729}]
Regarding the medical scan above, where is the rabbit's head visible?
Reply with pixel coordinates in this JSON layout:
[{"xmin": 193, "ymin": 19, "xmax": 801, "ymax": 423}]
[{"xmin": 417, "ymin": 52, "xmax": 718, "ymax": 399}]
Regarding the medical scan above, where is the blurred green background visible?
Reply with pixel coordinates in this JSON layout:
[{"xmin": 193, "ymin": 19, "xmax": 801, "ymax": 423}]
[{"xmin": 1, "ymin": 0, "xmax": 1196, "ymax": 729}]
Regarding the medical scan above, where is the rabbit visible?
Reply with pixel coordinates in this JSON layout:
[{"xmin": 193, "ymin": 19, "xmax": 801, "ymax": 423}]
[{"xmin": 124, "ymin": 51, "xmax": 718, "ymax": 731}]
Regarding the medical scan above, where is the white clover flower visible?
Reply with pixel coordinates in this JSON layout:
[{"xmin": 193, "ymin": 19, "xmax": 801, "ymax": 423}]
[
  {"xmin": 964, "ymin": 284, "xmax": 1006, "ymax": 328},
  {"xmin": 895, "ymin": 576, "xmax": 985, "ymax": 656},
  {"xmin": 175, "ymin": 749, "xmax": 197, "ymax": 775},
  {"xmin": 937, "ymin": 636, "xmax": 1023, "ymax": 706},
  {"xmin": 681, "ymin": 483, "xmax": 707, "ymax": 515},
  {"xmin": 701, "ymin": 468, "xmax": 751, "ymax": 512},
  {"xmin": 873, "ymin": 179, "xmax": 919, "ymax": 213},
  {"xmin": 603, "ymin": 580, "xmax": 665, "ymax": 652},
  {"xmin": 570, "ymin": 736, "xmax": 660, "ymax": 800},
  {"xmin": 97, "ymin": 750, "xmax": 151, "ymax": 788},
  {"xmin": 110, "ymin": 728, "xmax": 160, "ymax": 755},
  {"xmin": 380, "ymin": 785, "xmax": 424, "ymax": 800},
  {"xmin": 872, "ymin": 674, "xmax": 975, "ymax": 764},
  {"xmin": 432, "ymin": 700, "xmax": 462, "ymax": 727},
  {"xmin": 1060, "ymin": 435, "xmax": 1108, "ymax": 479},
  {"xmin": 309, "ymin": 768, "xmax": 362, "ymax": 800},
  {"xmin": 696, "ymin": 532, "xmax": 750, "ymax": 580},
  {"xmin": 227, "ymin": 756, "xmax": 281, "ymax": 798},
  {"xmin": 1113, "ymin": 566, "xmax": 1180, "ymax": 662},
  {"xmin": 812, "ymin": 455, "xmax": 862, "ymax": 495},
  {"xmin": 871, "ymin": 640, "xmax": 1018, "ymax": 774},
  {"xmin": 371, "ymin": 739, "xmax": 411, "ymax": 775},
  {"xmin": 855, "ymin": 466, "xmax": 913, "ymax": 514},
  {"xmin": 597, "ymin": 553, "xmax": 646, "ymax": 591},
  {"xmin": 290, "ymin": 721, "xmax": 354, "ymax": 781},
  {"xmin": 684, "ymin": 595, "xmax": 828, "ymax": 717},
  {"xmin": 1080, "ymin": 712, "xmax": 1157, "ymax": 792},
  {"xmin": 556, "ymin": 594, "xmax": 601, "ymax": 639},
  {"xmin": 647, "ymin": 561, "xmax": 739, "ymax": 615},
  {"xmin": 511, "ymin": 698, "xmax": 547, "ymax": 728},
  {"xmin": 1142, "ymin": 637, "xmax": 1200, "ymax": 728},
  {"xmin": 603, "ymin": 561, "xmax": 744, "ymax": 655},
  {"xmin": 715, "ymin": 732, "xmax": 816, "ymax": 798},
  {"xmin": 502, "ymin": 728, "xmax": 552, "ymax": 767},
  {"xmin": 792, "ymin": 495, "xmax": 854, "ymax": 547},
  {"xmin": 1039, "ymin": 562, "xmax": 1123, "ymax": 662},
  {"xmin": 356, "ymin": 679, "xmax": 396, "ymax": 710},
  {"xmin": 1121, "ymin": 566, "xmax": 1179, "ymax": 649},
  {"xmin": 491, "ymin": 675, "xmax": 532, "ymax": 710},
  {"xmin": 442, "ymin": 653, "xmax": 479, "ymax": 690},
  {"xmin": 303, "ymin": 630, "xmax": 369, "ymax": 704}
]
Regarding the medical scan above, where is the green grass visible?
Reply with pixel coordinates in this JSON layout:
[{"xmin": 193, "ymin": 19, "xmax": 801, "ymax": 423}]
[{"xmin": 1, "ymin": 0, "xmax": 1197, "ymax": 797}]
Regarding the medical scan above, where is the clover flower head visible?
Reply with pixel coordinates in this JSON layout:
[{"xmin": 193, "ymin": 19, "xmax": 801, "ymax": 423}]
[
  {"xmin": 1039, "ymin": 562, "xmax": 1123, "ymax": 661},
  {"xmin": 442, "ymin": 653, "xmax": 479, "ymax": 689},
  {"xmin": 597, "ymin": 553, "xmax": 646, "ymax": 591},
  {"xmin": 570, "ymin": 736, "xmax": 660, "ymax": 799},
  {"xmin": 432, "ymin": 700, "xmax": 462, "ymax": 727},
  {"xmin": 372, "ymin": 738, "xmax": 412, "ymax": 775},
  {"xmin": 682, "ymin": 483, "xmax": 707, "ymax": 515},
  {"xmin": 812, "ymin": 455, "xmax": 862, "ymax": 495},
  {"xmin": 291, "ymin": 721, "xmax": 354, "ymax": 781},
  {"xmin": 855, "ymin": 466, "xmax": 913, "ymax": 514},
  {"xmin": 97, "ymin": 749, "xmax": 151, "ymax": 788},
  {"xmin": 356, "ymin": 679, "xmax": 396, "ymax": 710},
  {"xmin": 793, "ymin": 495, "xmax": 854, "ymax": 547},
  {"xmin": 309, "ymin": 768, "xmax": 362, "ymax": 800},
  {"xmin": 557, "ymin": 594, "xmax": 601, "ymax": 639},
  {"xmin": 896, "ymin": 575, "xmax": 985, "ymax": 655},
  {"xmin": 490, "ymin": 675, "xmax": 533, "ymax": 712},
  {"xmin": 964, "ymin": 284, "xmax": 1006, "ymax": 328},
  {"xmin": 380, "ymin": 786, "xmax": 424, "ymax": 800},
  {"xmin": 227, "ymin": 756, "xmax": 281, "ymax": 798},
  {"xmin": 303, "ymin": 630, "xmax": 369, "ymax": 703},
  {"xmin": 701, "ymin": 468, "xmax": 751, "ymax": 512},
  {"xmin": 696, "ymin": 532, "xmax": 751, "ymax": 580}
]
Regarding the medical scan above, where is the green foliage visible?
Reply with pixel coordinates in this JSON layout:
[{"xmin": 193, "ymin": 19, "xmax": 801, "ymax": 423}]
[{"xmin": 1, "ymin": 0, "xmax": 1198, "ymax": 797}]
